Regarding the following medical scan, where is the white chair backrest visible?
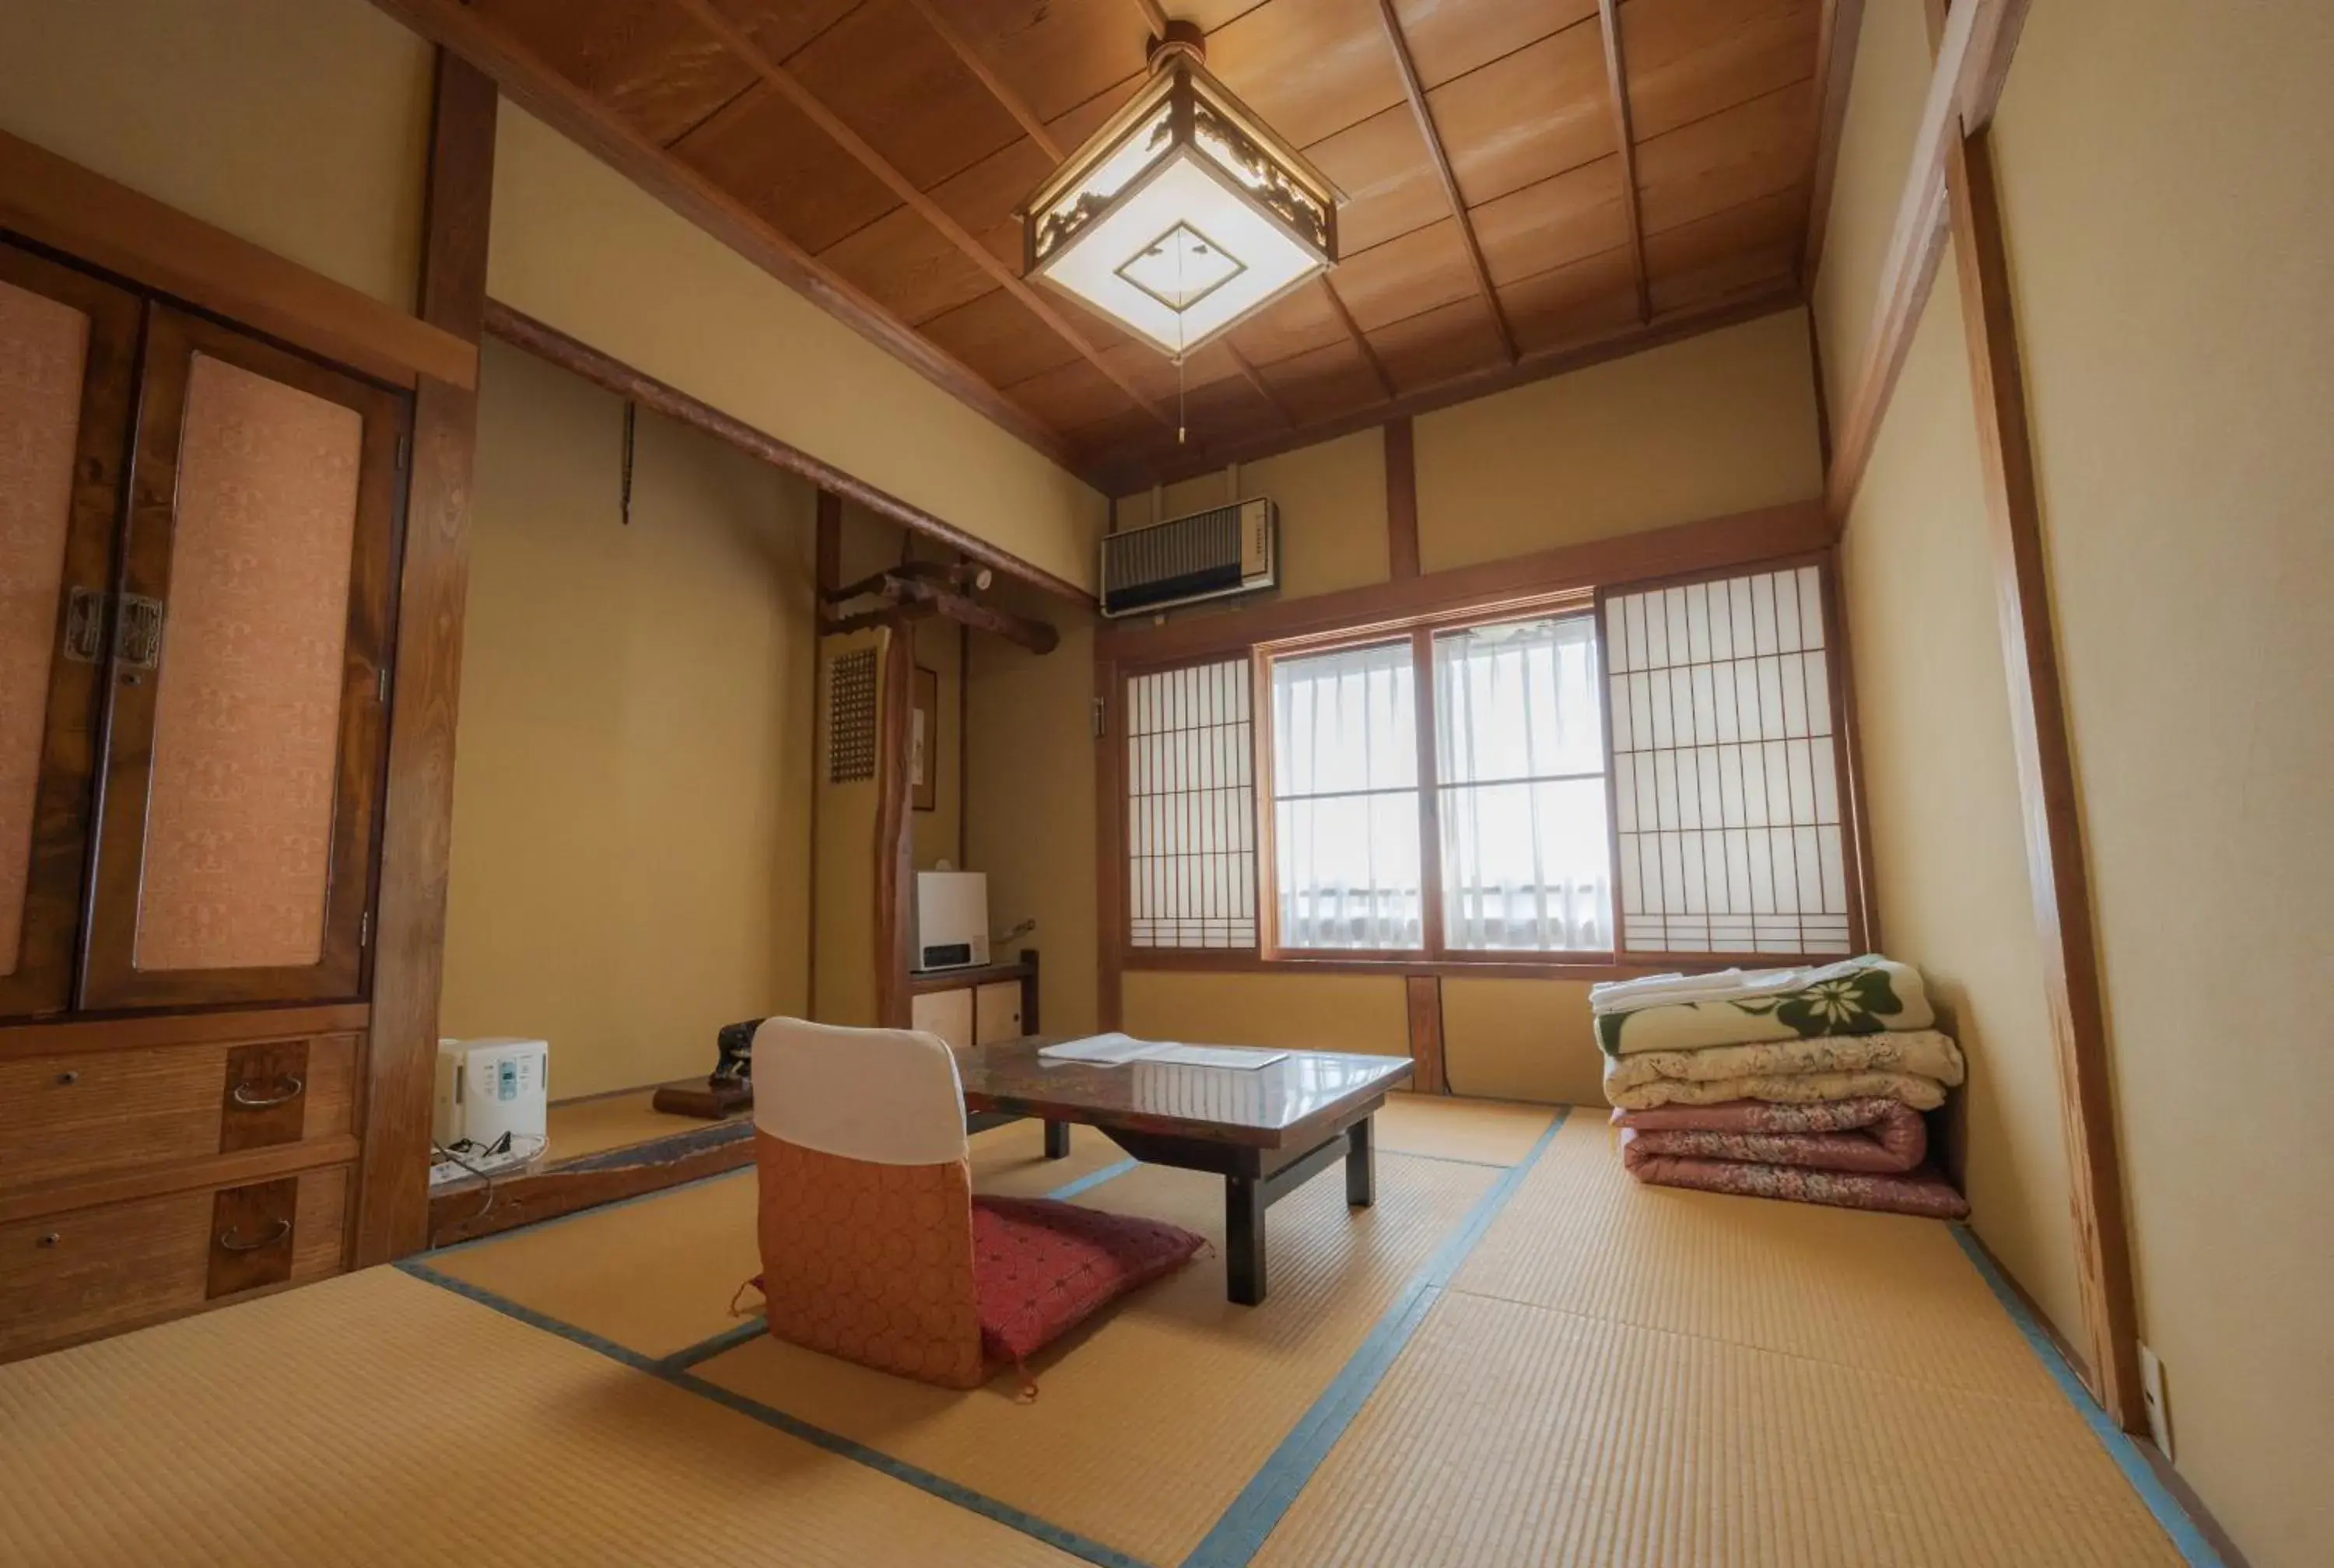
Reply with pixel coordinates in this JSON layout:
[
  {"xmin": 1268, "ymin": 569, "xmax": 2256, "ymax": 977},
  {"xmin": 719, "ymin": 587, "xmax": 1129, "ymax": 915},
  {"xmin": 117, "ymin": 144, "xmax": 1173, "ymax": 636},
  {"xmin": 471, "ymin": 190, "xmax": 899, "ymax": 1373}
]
[{"xmin": 750, "ymin": 1018, "xmax": 968, "ymax": 1166}]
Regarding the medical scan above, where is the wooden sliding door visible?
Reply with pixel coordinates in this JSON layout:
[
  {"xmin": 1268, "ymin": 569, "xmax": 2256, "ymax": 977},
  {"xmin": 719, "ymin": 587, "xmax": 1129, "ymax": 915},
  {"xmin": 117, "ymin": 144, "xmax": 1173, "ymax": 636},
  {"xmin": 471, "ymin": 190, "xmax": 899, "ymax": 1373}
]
[
  {"xmin": 79, "ymin": 307, "xmax": 403, "ymax": 1010},
  {"xmin": 0, "ymin": 242, "xmax": 142, "ymax": 1017}
]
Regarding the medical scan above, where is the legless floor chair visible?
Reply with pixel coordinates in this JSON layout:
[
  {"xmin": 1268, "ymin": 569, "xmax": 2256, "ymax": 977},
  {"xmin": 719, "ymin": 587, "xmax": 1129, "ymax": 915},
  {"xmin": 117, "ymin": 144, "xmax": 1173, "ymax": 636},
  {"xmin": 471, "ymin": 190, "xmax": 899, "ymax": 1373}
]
[{"xmin": 751, "ymin": 1019, "xmax": 1205, "ymax": 1389}]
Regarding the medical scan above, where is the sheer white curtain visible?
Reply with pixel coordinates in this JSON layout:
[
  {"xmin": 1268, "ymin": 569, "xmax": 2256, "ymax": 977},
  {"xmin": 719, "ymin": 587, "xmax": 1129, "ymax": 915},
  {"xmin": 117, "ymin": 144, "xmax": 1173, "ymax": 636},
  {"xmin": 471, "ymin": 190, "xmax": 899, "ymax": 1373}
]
[
  {"xmin": 1272, "ymin": 639, "xmax": 1419, "ymax": 948},
  {"xmin": 1435, "ymin": 614, "xmax": 1612, "ymax": 950}
]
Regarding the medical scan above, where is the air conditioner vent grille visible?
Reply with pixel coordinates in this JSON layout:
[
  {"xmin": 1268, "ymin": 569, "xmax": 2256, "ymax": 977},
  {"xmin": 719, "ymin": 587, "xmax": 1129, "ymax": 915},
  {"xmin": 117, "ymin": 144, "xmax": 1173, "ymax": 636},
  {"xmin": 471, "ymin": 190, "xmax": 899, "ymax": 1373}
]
[{"xmin": 1100, "ymin": 497, "xmax": 1276, "ymax": 618}]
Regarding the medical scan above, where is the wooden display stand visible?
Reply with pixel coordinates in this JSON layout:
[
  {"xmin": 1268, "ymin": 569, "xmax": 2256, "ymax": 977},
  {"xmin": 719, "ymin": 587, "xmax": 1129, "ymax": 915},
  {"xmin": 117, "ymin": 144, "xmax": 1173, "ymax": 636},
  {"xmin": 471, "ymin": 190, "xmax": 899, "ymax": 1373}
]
[{"xmin": 650, "ymin": 1076, "xmax": 753, "ymax": 1118}]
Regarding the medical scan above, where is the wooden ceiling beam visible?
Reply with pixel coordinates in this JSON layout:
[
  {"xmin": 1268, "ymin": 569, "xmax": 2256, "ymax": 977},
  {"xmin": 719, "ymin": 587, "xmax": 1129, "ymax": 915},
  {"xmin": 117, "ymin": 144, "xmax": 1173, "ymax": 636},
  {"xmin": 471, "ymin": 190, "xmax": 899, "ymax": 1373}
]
[
  {"xmin": 669, "ymin": 0, "xmax": 1175, "ymax": 432},
  {"xmin": 1133, "ymin": 0, "xmax": 1172, "ymax": 39},
  {"xmin": 366, "ymin": 0, "xmax": 1081, "ymax": 467},
  {"xmin": 1802, "ymin": 0, "xmax": 1868, "ymax": 286},
  {"xmin": 900, "ymin": 0, "xmax": 1062, "ymax": 160},
  {"xmin": 1149, "ymin": 283, "xmax": 1799, "ymax": 482},
  {"xmin": 1594, "ymin": 0, "xmax": 1652, "ymax": 325},
  {"xmin": 1321, "ymin": 275, "xmax": 1399, "ymax": 401},
  {"xmin": 1373, "ymin": 0, "xmax": 1519, "ymax": 366}
]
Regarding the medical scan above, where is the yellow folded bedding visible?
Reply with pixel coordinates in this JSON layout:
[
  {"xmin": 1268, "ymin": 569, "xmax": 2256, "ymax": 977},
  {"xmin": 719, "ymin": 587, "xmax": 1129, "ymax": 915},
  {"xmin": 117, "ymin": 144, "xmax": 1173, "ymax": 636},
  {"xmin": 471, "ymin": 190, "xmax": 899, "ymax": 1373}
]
[
  {"xmin": 1601, "ymin": 1031, "xmax": 1964, "ymax": 1095},
  {"xmin": 1607, "ymin": 1070, "xmax": 1949, "ymax": 1111}
]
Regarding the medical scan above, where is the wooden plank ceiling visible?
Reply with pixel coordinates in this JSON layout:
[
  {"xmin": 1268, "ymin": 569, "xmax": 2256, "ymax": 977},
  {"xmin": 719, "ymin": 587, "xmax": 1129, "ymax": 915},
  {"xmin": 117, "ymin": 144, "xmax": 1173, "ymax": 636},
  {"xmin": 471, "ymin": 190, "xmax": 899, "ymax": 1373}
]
[{"xmin": 420, "ymin": 0, "xmax": 1821, "ymax": 490}]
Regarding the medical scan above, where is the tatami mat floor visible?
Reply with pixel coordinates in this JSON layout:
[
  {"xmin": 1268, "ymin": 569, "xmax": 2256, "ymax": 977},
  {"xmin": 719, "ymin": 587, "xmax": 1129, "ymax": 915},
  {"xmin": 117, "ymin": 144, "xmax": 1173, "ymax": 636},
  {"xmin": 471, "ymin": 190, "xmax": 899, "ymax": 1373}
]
[{"xmin": 0, "ymin": 1097, "xmax": 2209, "ymax": 1567}]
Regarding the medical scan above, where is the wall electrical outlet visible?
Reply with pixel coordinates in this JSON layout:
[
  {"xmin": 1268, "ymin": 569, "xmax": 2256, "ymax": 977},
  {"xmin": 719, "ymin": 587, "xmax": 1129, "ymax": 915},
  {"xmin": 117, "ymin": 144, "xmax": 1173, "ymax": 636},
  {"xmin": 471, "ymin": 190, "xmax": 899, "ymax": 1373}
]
[{"xmin": 2138, "ymin": 1343, "xmax": 2173, "ymax": 1459}]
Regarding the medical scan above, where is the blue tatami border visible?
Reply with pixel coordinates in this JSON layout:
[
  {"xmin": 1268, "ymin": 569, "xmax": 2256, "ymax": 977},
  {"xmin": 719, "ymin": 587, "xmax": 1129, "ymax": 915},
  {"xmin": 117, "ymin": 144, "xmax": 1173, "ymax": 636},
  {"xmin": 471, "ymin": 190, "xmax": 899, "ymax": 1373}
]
[
  {"xmin": 1947, "ymin": 1227, "xmax": 2226, "ymax": 1568},
  {"xmin": 398, "ymin": 1258, "xmax": 1153, "ymax": 1568},
  {"xmin": 1179, "ymin": 1107, "xmax": 1572, "ymax": 1568}
]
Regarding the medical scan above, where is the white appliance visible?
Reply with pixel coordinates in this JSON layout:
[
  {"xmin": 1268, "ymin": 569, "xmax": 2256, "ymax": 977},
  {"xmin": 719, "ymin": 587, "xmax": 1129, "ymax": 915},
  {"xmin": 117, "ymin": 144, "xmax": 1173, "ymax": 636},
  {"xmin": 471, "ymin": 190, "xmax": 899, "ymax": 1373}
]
[
  {"xmin": 433, "ymin": 1037, "xmax": 548, "ymax": 1150},
  {"xmin": 914, "ymin": 871, "xmax": 990, "ymax": 972}
]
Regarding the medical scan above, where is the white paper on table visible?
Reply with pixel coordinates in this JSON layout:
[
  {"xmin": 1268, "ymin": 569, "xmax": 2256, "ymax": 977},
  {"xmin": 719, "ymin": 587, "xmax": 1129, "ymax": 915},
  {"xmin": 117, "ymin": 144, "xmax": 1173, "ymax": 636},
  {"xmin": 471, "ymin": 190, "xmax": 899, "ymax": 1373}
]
[
  {"xmin": 1039, "ymin": 1034, "xmax": 1287, "ymax": 1070},
  {"xmin": 1039, "ymin": 1032, "xmax": 1161, "ymax": 1064}
]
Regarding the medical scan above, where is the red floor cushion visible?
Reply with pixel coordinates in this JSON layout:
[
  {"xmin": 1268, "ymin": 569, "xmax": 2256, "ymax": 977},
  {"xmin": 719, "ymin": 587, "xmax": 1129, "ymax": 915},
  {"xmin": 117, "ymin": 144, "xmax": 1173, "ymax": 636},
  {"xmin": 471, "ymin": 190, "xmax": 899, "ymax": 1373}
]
[{"xmin": 971, "ymin": 1195, "xmax": 1206, "ymax": 1366}]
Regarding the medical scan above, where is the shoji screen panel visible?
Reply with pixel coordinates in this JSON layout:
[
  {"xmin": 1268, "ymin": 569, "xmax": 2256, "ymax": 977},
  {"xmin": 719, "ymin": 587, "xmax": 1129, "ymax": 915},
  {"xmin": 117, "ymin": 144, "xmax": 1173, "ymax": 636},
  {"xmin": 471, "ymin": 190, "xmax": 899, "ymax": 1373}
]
[
  {"xmin": 1124, "ymin": 656, "xmax": 1257, "ymax": 950},
  {"xmin": 0, "ymin": 245, "xmax": 140, "ymax": 1017},
  {"xmin": 82, "ymin": 306, "xmax": 405, "ymax": 1010},
  {"xmin": 1600, "ymin": 561, "xmax": 1858, "ymax": 957}
]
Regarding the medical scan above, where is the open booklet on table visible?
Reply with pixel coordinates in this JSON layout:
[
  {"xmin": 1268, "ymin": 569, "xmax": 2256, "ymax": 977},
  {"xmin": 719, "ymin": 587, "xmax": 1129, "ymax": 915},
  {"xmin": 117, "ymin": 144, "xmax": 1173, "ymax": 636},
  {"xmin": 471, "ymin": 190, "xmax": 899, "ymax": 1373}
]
[{"xmin": 1038, "ymin": 1033, "xmax": 1288, "ymax": 1071}]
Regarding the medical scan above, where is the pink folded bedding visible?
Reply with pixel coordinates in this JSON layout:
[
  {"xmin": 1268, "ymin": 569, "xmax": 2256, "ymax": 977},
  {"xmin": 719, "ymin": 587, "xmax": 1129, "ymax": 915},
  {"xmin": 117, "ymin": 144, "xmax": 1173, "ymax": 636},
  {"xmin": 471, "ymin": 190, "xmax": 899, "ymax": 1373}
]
[
  {"xmin": 1611, "ymin": 1097, "xmax": 1929, "ymax": 1174},
  {"xmin": 1618, "ymin": 1150, "xmax": 1970, "ymax": 1219}
]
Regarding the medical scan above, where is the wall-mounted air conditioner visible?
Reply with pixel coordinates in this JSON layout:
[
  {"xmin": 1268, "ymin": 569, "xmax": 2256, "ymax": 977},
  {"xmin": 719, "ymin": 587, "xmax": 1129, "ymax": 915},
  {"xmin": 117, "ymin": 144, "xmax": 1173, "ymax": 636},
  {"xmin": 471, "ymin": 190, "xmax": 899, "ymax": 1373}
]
[{"xmin": 1099, "ymin": 497, "xmax": 1277, "ymax": 618}]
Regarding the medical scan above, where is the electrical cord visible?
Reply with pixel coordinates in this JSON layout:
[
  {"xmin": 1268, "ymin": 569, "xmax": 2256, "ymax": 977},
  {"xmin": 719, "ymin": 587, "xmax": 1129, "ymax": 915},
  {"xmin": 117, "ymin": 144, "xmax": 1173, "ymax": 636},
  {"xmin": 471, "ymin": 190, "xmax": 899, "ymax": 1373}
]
[{"xmin": 426, "ymin": 1132, "xmax": 547, "ymax": 1248}]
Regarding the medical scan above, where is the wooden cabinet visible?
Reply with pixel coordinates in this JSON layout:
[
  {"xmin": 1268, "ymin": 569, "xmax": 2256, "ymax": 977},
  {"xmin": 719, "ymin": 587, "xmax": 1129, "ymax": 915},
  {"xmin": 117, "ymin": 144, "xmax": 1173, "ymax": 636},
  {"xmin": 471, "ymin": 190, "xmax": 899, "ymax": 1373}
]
[
  {"xmin": 974, "ymin": 981, "xmax": 1023, "ymax": 1045},
  {"xmin": 1, "ymin": 232, "xmax": 403, "ymax": 1359},
  {"xmin": 0, "ymin": 242, "xmax": 404, "ymax": 1019},
  {"xmin": 0, "ymin": 1031, "xmax": 359, "ymax": 1193},
  {"xmin": 0, "ymin": 244, "xmax": 140, "ymax": 1020},
  {"xmin": 0, "ymin": 1010, "xmax": 363, "ymax": 1361},
  {"xmin": 0, "ymin": 1163, "xmax": 349, "ymax": 1361},
  {"xmin": 906, "ymin": 954, "xmax": 1039, "ymax": 1052},
  {"xmin": 909, "ymin": 985, "xmax": 974, "ymax": 1049}
]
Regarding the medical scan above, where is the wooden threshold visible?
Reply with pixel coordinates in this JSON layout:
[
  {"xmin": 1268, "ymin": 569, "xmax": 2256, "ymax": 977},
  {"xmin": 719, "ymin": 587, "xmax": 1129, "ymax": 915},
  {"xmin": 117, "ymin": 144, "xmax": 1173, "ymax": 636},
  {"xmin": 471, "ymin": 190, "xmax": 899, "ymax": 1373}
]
[{"xmin": 425, "ymin": 1119, "xmax": 753, "ymax": 1248}]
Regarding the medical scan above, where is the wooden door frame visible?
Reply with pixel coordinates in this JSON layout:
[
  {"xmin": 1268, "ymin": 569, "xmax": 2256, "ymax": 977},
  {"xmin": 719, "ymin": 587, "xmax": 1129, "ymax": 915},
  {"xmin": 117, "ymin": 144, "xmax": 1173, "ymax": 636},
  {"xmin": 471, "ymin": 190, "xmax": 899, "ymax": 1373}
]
[
  {"xmin": 352, "ymin": 51, "xmax": 496, "ymax": 1266},
  {"xmin": 77, "ymin": 304, "xmax": 405, "ymax": 1012},
  {"xmin": 0, "ymin": 243, "xmax": 142, "ymax": 1020}
]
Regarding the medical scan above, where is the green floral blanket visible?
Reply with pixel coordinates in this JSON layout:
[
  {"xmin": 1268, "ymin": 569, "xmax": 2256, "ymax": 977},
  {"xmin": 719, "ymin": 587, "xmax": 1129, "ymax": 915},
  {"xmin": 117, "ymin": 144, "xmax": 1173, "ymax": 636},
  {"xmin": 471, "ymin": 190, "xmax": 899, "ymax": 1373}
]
[{"xmin": 1593, "ymin": 956, "xmax": 1933, "ymax": 1057}]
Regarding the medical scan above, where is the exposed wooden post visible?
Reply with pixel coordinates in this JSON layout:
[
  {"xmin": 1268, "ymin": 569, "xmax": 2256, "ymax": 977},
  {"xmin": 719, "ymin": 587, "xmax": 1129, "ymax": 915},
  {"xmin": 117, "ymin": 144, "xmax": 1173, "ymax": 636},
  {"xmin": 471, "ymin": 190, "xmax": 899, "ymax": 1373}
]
[
  {"xmin": 873, "ymin": 625, "xmax": 916, "ymax": 1028},
  {"xmin": 1095, "ymin": 652, "xmax": 1126, "ymax": 1031},
  {"xmin": 1384, "ymin": 416, "xmax": 1421, "ymax": 580},
  {"xmin": 1405, "ymin": 976, "xmax": 1448, "ymax": 1094},
  {"xmin": 1942, "ymin": 124, "xmax": 2144, "ymax": 1433},
  {"xmin": 1822, "ymin": 0, "xmax": 2031, "ymax": 524},
  {"xmin": 353, "ymin": 49, "xmax": 496, "ymax": 1265}
]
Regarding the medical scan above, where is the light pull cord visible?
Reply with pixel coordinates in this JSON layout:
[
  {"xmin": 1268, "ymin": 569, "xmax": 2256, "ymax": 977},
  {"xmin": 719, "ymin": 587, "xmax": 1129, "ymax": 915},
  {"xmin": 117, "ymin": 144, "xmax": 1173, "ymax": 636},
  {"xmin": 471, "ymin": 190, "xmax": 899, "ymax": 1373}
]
[{"xmin": 1176, "ymin": 239, "xmax": 1188, "ymax": 444}]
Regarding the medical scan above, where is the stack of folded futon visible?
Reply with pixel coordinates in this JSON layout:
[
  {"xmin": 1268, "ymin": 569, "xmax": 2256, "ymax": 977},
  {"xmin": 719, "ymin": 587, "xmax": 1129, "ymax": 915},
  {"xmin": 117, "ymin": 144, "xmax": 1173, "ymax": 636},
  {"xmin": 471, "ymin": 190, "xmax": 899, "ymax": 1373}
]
[{"xmin": 1592, "ymin": 956, "xmax": 1970, "ymax": 1218}]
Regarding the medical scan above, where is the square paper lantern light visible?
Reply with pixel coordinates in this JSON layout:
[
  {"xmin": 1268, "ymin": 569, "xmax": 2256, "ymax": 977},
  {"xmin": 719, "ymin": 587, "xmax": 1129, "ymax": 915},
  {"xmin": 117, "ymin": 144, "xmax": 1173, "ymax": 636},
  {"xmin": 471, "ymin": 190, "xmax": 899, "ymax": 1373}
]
[{"xmin": 1021, "ymin": 26, "xmax": 1342, "ymax": 362}]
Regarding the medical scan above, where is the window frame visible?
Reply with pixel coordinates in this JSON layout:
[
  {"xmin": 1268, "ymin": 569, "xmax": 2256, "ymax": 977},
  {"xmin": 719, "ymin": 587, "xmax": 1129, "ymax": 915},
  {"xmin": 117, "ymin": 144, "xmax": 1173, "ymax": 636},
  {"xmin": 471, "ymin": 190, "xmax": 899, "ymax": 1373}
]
[
  {"xmin": 1253, "ymin": 593, "xmax": 1611, "ymax": 965},
  {"xmin": 1096, "ymin": 523, "xmax": 1871, "ymax": 987}
]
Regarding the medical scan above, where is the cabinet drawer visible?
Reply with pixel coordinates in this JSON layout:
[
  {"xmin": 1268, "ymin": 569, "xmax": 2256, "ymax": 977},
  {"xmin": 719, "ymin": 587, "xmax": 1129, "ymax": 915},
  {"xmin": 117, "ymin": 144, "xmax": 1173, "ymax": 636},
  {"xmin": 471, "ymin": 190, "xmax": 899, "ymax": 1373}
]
[
  {"xmin": 0, "ymin": 1032, "xmax": 359, "ymax": 1193},
  {"xmin": 0, "ymin": 1165, "xmax": 348, "ymax": 1360}
]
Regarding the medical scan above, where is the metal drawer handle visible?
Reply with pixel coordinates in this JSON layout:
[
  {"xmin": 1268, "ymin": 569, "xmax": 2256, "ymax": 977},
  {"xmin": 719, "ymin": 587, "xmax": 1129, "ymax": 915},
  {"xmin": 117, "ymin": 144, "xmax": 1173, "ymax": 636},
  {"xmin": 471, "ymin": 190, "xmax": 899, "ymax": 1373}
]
[
  {"xmin": 230, "ymin": 1075, "xmax": 304, "ymax": 1109},
  {"xmin": 217, "ymin": 1219, "xmax": 292, "ymax": 1253}
]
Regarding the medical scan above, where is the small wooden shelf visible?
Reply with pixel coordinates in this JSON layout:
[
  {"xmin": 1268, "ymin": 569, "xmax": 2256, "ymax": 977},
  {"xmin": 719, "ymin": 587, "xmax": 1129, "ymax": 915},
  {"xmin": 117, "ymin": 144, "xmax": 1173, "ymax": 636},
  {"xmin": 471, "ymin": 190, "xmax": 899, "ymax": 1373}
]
[{"xmin": 908, "ymin": 956, "xmax": 1035, "ymax": 996}]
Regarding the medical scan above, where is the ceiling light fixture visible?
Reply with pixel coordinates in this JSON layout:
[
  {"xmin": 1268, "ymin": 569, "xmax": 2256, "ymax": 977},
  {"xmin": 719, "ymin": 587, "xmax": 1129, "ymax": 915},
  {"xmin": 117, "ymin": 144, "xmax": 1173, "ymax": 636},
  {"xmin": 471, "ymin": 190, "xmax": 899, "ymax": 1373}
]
[{"xmin": 1020, "ymin": 21, "xmax": 1342, "ymax": 371}]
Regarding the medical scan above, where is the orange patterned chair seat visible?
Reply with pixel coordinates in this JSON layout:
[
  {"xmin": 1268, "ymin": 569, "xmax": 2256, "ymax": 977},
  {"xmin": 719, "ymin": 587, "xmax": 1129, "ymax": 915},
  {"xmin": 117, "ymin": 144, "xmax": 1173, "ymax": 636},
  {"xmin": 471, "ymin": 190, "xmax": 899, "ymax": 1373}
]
[{"xmin": 752, "ymin": 1020, "xmax": 1202, "ymax": 1389}]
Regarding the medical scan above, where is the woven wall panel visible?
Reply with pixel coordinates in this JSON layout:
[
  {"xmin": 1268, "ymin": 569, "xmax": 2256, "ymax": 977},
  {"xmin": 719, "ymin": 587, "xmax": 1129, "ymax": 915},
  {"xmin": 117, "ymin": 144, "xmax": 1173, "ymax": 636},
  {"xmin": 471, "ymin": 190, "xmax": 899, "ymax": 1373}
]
[
  {"xmin": 828, "ymin": 648, "xmax": 878, "ymax": 783},
  {"xmin": 136, "ymin": 354, "xmax": 359, "ymax": 972},
  {"xmin": 0, "ymin": 280, "xmax": 89, "ymax": 977}
]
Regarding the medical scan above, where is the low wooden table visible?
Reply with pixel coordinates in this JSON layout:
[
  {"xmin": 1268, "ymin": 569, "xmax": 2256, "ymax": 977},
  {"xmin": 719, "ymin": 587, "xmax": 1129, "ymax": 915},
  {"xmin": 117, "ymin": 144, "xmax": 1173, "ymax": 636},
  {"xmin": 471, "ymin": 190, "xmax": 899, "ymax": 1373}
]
[{"xmin": 955, "ymin": 1037, "xmax": 1414, "ymax": 1305}]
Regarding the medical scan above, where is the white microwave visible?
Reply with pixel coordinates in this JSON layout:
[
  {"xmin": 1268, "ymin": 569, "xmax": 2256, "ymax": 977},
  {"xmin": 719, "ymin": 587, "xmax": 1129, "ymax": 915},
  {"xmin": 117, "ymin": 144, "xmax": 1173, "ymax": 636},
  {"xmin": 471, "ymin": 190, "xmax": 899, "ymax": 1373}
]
[{"xmin": 914, "ymin": 871, "xmax": 989, "ymax": 972}]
